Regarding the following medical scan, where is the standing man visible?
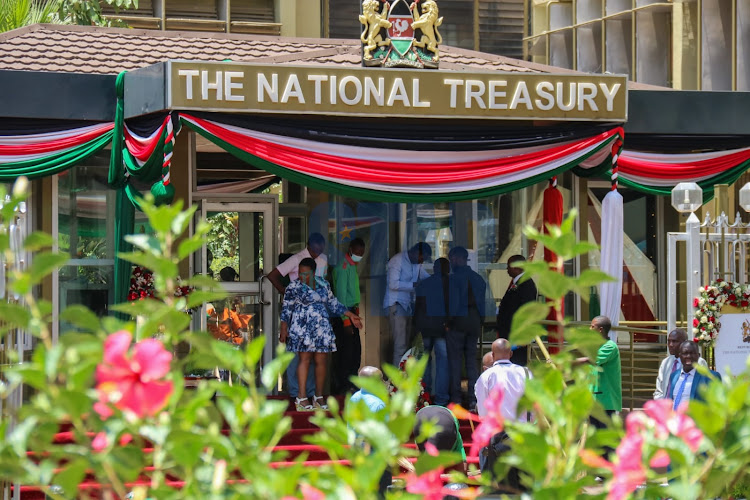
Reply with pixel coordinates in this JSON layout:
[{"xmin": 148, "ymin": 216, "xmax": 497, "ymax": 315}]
[
  {"xmin": 383, "ymin": 242, "xmax": 431, "ymax": 367},
  {"xmin": 482, "ymin": 351, "xmax": 494, "ymax": 372},
  {"xmin": 585, "ymin": 315, "xmax": 622, "ymax": 426},
  {"xmin": 668, "ymin": 341, "xmax": 721, "ymax": 408},
  {"xmin": 331, "ymin": 238, "xmax": 366, "ymax": 395},
  {"xmin": 268, "ymin": 233, "xmax": 328, "ymax": 401},
  {"xmin": 447, "ymin": 246, "xmax": 487, "ymax": 409},
  {"xmin": 415, "ymin": 258, "xmax": 451, "ymax": 406},
  {"xmin": 654, "ymin": 328, "xmax": 708, "ymax": 400},
  {"xmin": 496, "ymin": 255, "xmax": 537, "ymax": 366},
  {"xmin": 474, "ymin": 338, "xmax": 530, "ymax": 485},
  {"xmin": 475, "ymin": 339, "xmax": 530, "ymax": 422}
]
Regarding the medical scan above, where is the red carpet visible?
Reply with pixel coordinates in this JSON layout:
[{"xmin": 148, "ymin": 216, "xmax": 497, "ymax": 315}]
[{"xmin": 16, "ymin": 398, "xmax": 479, "ymax": 498}]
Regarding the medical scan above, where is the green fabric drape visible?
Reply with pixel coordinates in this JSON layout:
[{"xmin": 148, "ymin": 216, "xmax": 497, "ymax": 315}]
[
  {"xmin": 113, "ymin": 187, "xmax": 135, "ymax": 310},
  {"xmin": 613, "ymin": 157, "xmax": 750, "ymax": 202},
  {"xmin": 0, "ymin": 131, "xmax": 113, "ymax": 181},
  {"xmin": 108, "ymin": 71, "xmax": 135, "ymax": 317}
]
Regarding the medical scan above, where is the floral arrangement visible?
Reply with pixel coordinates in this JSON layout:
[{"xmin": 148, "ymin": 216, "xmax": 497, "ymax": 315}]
[
  {"xmin": 693, "ymin": 280, "xmax": 750, "ymax": 347},
  {"xmin": 128, "ymin": 266, "xmax": 192, "ymax": 302},
  {"xmin": 388, "ymin": 348, "xmax": 432, "ymax": 410}
]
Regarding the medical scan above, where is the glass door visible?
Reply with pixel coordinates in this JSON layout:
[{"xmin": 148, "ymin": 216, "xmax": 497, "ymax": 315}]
[{"xmin": 196, "ymin": 199, "xmax": 278, "ymax": 369}]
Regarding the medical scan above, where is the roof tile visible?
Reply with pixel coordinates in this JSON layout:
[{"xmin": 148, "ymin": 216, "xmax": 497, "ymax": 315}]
[{"xmin": 0, "ymin": 24, "xmax": 571, "ymax": 76}]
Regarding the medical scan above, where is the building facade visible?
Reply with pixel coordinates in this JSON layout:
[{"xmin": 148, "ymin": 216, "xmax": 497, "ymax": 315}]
[{"xmin": 526, "ymin": 0, "xmax": 750, "ymax": 90}]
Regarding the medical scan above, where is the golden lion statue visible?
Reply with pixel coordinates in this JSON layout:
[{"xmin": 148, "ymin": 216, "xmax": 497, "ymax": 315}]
[
  {"xmin": 410, "ymin": 0, "xmax": 443, "ymax": 61},
  {"xmin": 360, "ymin": 0, "xmax": 391, "ymax": 60}
]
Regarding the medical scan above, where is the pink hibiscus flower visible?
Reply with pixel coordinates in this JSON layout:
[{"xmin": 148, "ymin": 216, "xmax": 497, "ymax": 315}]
[
  {"xmin": 642, "ymin": 399, "xmax": 703, "ymax": 452},
  {"xmin": 450, "ymin": 385, "xmax": 505, "ymax": 457},
  {"xmin": 581, "ymin": 433, "xmax": 647, "ymax": 500},
  {"xmin": 95, "ymin": 331, "xmax": 173, "ymax": 419}
]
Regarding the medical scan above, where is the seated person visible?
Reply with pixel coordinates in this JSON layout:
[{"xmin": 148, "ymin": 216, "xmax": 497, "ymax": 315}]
[{"xmin": 413, "ymin": 405, "xmax": 467, "ymax": 473}]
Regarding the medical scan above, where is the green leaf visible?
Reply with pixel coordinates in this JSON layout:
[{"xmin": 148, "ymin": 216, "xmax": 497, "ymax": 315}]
[
  {"xmin": 351, "ymin": 375, "xmax": 390, "ymax": 403},
  {"xmin": 171, "ymin": 209, "xmax": 194, "ymax": 237},
  {"xmin": 177, "ymin": 236, "xmax": 205, "ymax": 261},
  {"xmin": 118, "ymin": 251, "xmax": 177, "ymax": 280},
  {"xmin": 28, "ymin": 251, "xmax": 69, "ymax": 284},
  {"xmin": 533, "ymin": 270, "xmax": 572, "ymax": 301},
  {"xmin": 261, "ymin": 351, "xmax": 293, "ymax": 391},
  {"xmin": 57, "ymin": 389, "xmax": 92, "ymax": 420},
  {"xmin": 0, "ymin": 302, "xmax": 31, "ymax": 330},
  {"xmin": 166, "ymin": 430, "xmax": 204, "ymax": 467},
  {"xmin": 59, "ymin": 305, "xmax": 100, "ymax": 333},
  {"xmin": 565, "ymin": 327, "xmax": 606, "ymax": 361},
  {"xmin": 508, "ymin": 301, "xmax": 551, "ymax": 346},
  {"xmin": 22, "ymin": 231, "xmax": 53, "ymax": 251},
  {"xmin": 571, "ymin": 269, "xmax": 616, "ymax": 294},
  {"xmin": 125, "ymin": 234, "xmax": 161, "ymax": 254},
  {"xmin": 109, "ymin": 446, "xmax": 145, "ymax": 482},
  {"xmin": 52, "ymin": 458, "xmax": 87, "ymax": 497},
  {"xmin": 414, "ymin": 451, "xmax": 463, "ymax": 476},
  {"xmin": 245, "ymin": 335, "xmax": 265, "ymax": 368}
]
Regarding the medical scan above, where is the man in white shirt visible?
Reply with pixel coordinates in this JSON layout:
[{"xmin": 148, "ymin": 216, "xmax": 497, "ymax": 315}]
[
  {"xmin": 268, "ymin": 233, "xmax": 328, "ymax": 401},
  {"xmin": 383, "ymin": 242, "xmax": 431, "ymax": 367},
  {"xmin": 654, "ymin": 328, "xmax": 707, "ymax": 400},
  {"xmin": 268, "ymin": 233, "xmax": 328, "ymax": 293},
  {"xmin": 474, "ymin": 338, "xmax": 530, "ymax": 487},
  {"xmin": 475, "ymin": 338, "xmax": 530, "ymax": 421}
]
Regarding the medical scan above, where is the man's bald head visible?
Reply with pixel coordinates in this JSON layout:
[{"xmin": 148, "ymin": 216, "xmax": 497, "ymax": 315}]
[
  {"xmin": 358, "ymin": 366, "xmax": 383, "ymax": 380},
  {"xmin": 482, "ymin": 352, "xmax": 494, "ymax": 371},
  {"xmin": 492, "ymin": 338, "xmax": 512, "ymax": 361}
]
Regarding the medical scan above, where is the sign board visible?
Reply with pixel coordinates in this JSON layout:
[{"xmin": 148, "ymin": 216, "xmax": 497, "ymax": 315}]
[
  {"xmin": 714, "ymin": 311, "xmax": 750, "ymax": 377},
  {"xmin": 167, "ymin": 61, "xmax": 628, "ymax": 122}
]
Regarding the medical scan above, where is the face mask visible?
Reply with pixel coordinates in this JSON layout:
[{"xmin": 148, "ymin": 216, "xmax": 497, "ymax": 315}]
[
  {"xmin": 299, "ymin": 270, "xmax": 316, "ymax": 289},
  {"xmin": 350, "ymin": 253, "xmax": 363, "ymax": 263}
]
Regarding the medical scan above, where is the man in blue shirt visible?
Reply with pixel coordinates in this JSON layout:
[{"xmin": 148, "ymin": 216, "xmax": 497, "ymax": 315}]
[
  {"xmin": 447, "ymin": 246, "xmax": 487, "ymax": 409},
  {"xmin": 349, "ymin": 365, "xmax": 390, "ymax": 497},
  {"xmin": 383, "ymin": 242, "xmax": 431, "ymax": 367},
  {"xmin": 668, "ymin": 341, "xmax": 721, "ymax": 408}
]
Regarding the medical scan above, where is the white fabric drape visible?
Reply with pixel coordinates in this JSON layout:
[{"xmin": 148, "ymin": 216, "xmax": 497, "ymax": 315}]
[
  {"xmin": 600, "ymin": 189, "xmax": 623, "ymax": 340},
  {"xmin": 196, "ymin": 176, "xmax": 277, "ymax": 194}
]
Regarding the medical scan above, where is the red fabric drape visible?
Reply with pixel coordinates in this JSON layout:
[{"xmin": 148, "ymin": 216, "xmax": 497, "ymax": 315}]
[{"xmin": 543, "ymin": 182, "xmax": 565, "ymax": 354}]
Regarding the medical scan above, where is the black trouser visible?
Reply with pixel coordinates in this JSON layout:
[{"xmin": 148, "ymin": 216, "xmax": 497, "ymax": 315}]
[
  {"xmin": 482, "ymin": 431, "xmax": 523, "ymax": 493},
  {"xmin": 330, "ymin": 309, "xmax": 361, "ymax": 395},
  {"xmin": 590, "ymin": 409, "xmax": 616, "ymax": 459}
]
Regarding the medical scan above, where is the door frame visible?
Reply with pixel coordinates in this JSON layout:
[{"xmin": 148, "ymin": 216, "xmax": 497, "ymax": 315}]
[{"xmin": 194, "ymin": 193, "xmax": 279, "ymax": 370}]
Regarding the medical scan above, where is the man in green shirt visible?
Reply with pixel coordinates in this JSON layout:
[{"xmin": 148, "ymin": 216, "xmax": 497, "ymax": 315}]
[
  {"xmin": 331, "ymin": 238, "xmax": 366, "ymax": 395},
  {"xmin": 581, "ymin": 315, "xmax": 622, "ymax": 432}
]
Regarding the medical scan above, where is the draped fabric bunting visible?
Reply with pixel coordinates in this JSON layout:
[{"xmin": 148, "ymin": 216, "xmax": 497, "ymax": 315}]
[
  {"xmin": 616, "ymin": 146, "xmax": 750, "ymax": 198},
  {"xmin": 181, "ymin": 114, "xmax": 624, "ymax": 202},
  {"xmin": 543, "ymin": 177, "xmax": 565, "ymax": 353},
  {"xmin": 600, "ymin": 138, "xmax": 624, "ymax": 338},
  {"xmin": 0, "ymin": 123, "xmax": 113, "ymax": 180},
  {"xmin": 107, "ymin": 71, "xmax": 183, "ymax": 311}
]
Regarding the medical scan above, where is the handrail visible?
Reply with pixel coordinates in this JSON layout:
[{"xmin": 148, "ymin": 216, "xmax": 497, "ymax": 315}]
[{"xmin": 479, "ymin": 319, "xmax": 670, "ymax": 412}]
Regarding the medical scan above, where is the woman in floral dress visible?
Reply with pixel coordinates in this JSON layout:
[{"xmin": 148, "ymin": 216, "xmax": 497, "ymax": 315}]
[{"xmin": 280, "ymin": 258, "xmax": 362, "ymax": 411}]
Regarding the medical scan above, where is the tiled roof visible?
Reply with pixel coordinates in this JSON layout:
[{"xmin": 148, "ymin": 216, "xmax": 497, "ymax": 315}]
[{"xmin": 0, "ymin": 24, "xmax": 562, "ymax": 75}]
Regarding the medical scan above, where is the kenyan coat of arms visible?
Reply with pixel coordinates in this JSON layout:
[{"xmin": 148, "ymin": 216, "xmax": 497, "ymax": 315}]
[{"xmin": 359, "ymin": 0, "xmax": 443, "ymax": 69}]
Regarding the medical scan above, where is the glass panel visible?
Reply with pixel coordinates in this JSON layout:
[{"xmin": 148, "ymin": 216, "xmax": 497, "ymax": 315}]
[
  {"xmin": 57, "ymin": 164, "xmax": 111, "ymax": 258},
  {"xmin": 59, "ymin": 264, "xmax": 113, "ymax": 320},
  {"xmin": 205, "ymin": 293, "xmax": 263, "ymax": 346},
  {"xmin": 57, "ymin": 155, "xmax": 121, "ymax": 322},
  {"xmin": 206, "ymin": 211, "xmax": 264, "ymax": 281}
]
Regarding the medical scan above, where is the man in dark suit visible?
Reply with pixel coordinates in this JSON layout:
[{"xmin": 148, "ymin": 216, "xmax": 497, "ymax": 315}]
[
  {"xmin": 668, "ymin": 341, "xmax": 721, "ymax": 408},
  {"xmin": 496, "ymin": 255, "xmax": 537, "ymax": 366}
]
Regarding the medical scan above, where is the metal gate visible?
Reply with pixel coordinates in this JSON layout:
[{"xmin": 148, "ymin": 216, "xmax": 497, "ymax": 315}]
[{"xmin": 667, "ymin": 210, "xmax": 750, "ymax": 334}]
